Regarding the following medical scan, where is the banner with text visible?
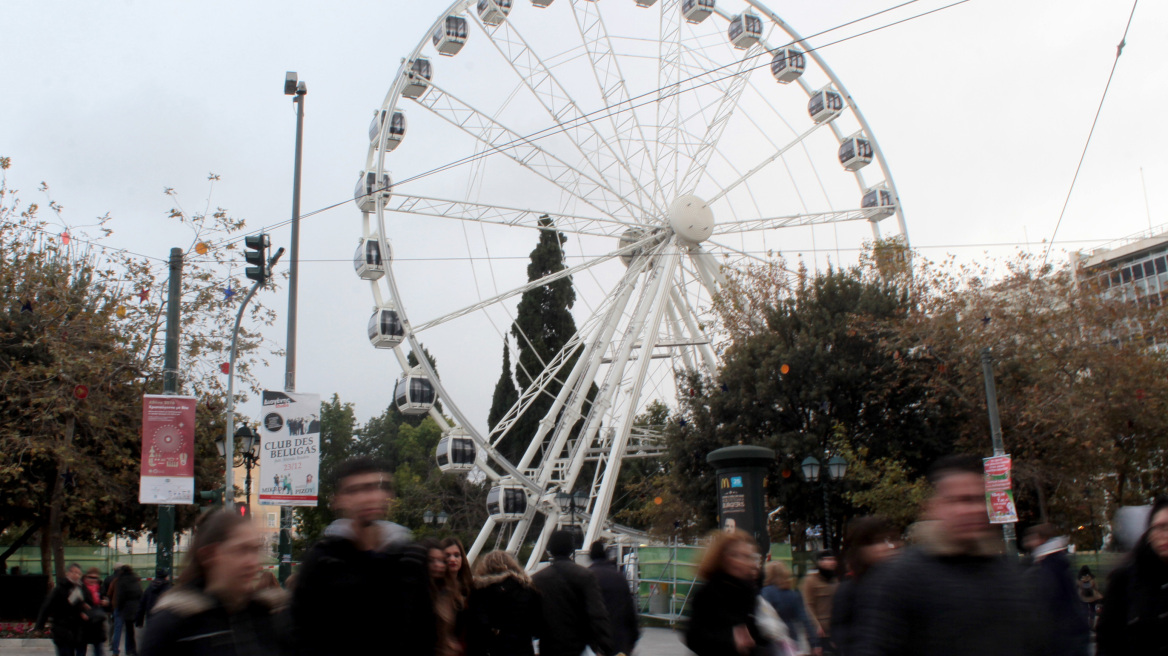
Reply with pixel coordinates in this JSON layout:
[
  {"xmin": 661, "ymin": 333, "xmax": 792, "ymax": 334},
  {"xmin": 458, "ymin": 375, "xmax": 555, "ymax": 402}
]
[
  {"xmin": 139, "ymin": 394, "xmax": 197, "ymax": 504},
  {"xmin": 258, "ymin": 391, "xmax": 320, "ymax": 507},
  {"xmin": 983, "ymin": 455, "xmax": 1018, "ymax": 524}
]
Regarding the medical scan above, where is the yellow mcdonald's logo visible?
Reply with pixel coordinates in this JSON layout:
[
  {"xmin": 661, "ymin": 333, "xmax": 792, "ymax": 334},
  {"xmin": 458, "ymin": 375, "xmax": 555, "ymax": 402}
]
[{"xmin": 721, "ymin": 477, "xmax": 731, "ymax": 489}]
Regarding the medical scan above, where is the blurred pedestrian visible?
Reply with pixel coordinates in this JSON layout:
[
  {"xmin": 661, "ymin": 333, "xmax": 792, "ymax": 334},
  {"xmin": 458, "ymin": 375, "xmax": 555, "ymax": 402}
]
[
  {"xmin": 423, "ymin": 539, "xmax": 464, "ymax": 656},
  {"xmin": 1023, "ymin": 524, "xmax": 1087, "ymax": 656},
  {"xmin": 102, "ymin": 565, "xmax": 122, "ymax": 652},
  {"xmin": 255, "ymin": 571, "xmax": 279, "ymax": 591},
  {"xmin": 82, "ymin": 567, "xmax": 109, "ymax": 656},
  {"xmin": 1075, "ymin": 566, "xmax": 1102, "ymax": 630},
  {"xmin": 830, "ymin": 517, "xmax": 898, "ymax": 656},
  {"xmin": 1097, "ymin": 496, "xmax": 1168, "ymax": 655},
  {"xmin": 134, "ymin": 570, "xmax": 170, "ymax": 633},
  {"xmin": 588, "ymin": 541, "xmax": 639, "ymax": 656},
  {"xmin": 686, "ymin": 530, "xmax": 769, "ymax": 656},
  {"xmin": 761, "ymin": 562, "xmax": 815, "ymax": 655},
  {"xmin": 467, "ymin": 550, "xmax": 542, "ymax": 656},
  {"xmin": 291, "ymin": 457, "xmax": 434, "ymax": 656},
  {"xmin": 137, "ymin": 510, "xmax": 289, "ymax": 656},
  {"xmin": 35, "ymin": 563, "xmax": 97, "ymax": 656},
  {"xmin": 854, "ymin": 455, "xmax": 1045, "ymax": 656},
  {"xmin": 801, "ymin": 550, "xmax": 838, "ymax": 654},
  {"xmin": 532, "ymin": 530, "xmax": 613, "ymax": 656},
  {"xmin": 442, "ymin": 537, "xmax": 473, "ymax": 653},
  {"xmin": 109, "ymin": 565, "xmax": 141, "ymax": 656}
]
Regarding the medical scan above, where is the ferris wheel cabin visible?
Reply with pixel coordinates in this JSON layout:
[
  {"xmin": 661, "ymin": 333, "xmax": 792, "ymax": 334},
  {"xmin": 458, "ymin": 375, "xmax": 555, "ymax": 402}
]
[
  {"xmin": 354, "ymin": 171, "xmax": 392, "ymax": 213},
  {"xmin": 861, "ymin": 186, "xmax": 896, "ymax": 220},
  {"xmin": 771, "ymin": 48, "xmax": 805, "ymax": 84},
  {"xmin": 808, "ymin": 88, "xmax": 844, "ymax": 124},
  {"xmin": 436, "ymin": 429, "xmax": 477, "ymax": 473},
  {"xmin": 368, "ymin": 108, "xmax": 406, "ymax": 152},
  {"xmin": 368, "ymin": 307, "xmax": 405, "ymax": 349},
  {"xmin": 682, "ymin": 0, "xmax": 714, "ymax": 23},
  {"xmin": 486, "ymin": 478, "xmax": 528, "ymax": 521},
  {"xmin": 394, "ymin": 366, "xmax": 436, "ymax": 415},
  {"xmin": 354, "ymin": 238, "xmax": 387, "ymax": 280},
  {"xmin": 728, "ymin": 13, "xmax": 763, "ymax": 50},
  {"xmin": 433, "ymin": 15, "xmax": 469, "ymax": 56},
  {"xmin": 478, "ymin": 0, "xmax": 513, "ymax": 26},
  {"xmin": 531, "ymin": 0, "xmax": 554, "ymax": 8},
  {"xmin": 838, "ymin": 134, "xmax": 873, "ymax": 171},
  {"xmin": 402, "ymin": 58, "xmax": 433, "ymax": 100},
  {"xmin": 635, "ymin": 0, "xmax": 659, "ymax": 7}
]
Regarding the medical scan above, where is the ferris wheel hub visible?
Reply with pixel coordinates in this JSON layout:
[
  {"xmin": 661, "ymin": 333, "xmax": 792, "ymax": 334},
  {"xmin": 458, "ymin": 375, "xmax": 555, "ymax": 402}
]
[{"xmin": 668, "ymin": 195, "xmax": 714, "ymax": 244}]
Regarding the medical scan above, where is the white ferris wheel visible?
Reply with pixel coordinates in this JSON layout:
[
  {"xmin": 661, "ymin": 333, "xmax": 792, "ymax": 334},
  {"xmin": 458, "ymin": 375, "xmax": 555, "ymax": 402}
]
[{"xmin": 357, "ymin": 0, "xmax": 907, "ymax": 567}]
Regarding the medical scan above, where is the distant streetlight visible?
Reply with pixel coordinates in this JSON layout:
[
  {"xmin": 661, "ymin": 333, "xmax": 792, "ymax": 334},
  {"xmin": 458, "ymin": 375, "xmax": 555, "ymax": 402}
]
[
  {"xmin": 423, "ymin": 510, "xmax": 449, "ymax": 526},
  {"xmin": 802, "ymin": 454, "xmax": 847, "ymax": 548},
  {"xmin": 555, "ymin": 490, "xmax": 588, "ymax": 549},
  {"xmin": 216, "ymin": 425, "xmax": 261, "ymax": 506}
]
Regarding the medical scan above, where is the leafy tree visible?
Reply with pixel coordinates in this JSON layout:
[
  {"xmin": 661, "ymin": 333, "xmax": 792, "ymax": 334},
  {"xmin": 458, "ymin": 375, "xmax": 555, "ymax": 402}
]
[
  {"xmin": 487, "ymin": 339, "xmax": 518, "ymax": 431},
  {"xmin": 292, "ymin": 394, "xmax": 355, "ymax": 549}
]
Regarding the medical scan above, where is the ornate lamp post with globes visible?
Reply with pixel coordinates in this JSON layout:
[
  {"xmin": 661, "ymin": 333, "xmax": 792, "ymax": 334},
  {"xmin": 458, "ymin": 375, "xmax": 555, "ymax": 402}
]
[{"xmin": 802, "ymin": 455, "xmax": 847, "ymax": 549}]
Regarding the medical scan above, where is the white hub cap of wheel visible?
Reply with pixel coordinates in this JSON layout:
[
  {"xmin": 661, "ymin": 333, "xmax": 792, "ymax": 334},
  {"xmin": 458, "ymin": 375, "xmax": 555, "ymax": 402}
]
[{"xmin": 668, "ymin": 195, "xmax": 714, "ymax": 244}]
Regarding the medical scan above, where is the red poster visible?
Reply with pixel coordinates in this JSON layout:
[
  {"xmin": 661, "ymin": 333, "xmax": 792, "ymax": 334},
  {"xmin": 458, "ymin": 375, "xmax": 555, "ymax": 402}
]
[{"xmin": 139, "ymin": 394, "xmax": 196, "ymax": 504}]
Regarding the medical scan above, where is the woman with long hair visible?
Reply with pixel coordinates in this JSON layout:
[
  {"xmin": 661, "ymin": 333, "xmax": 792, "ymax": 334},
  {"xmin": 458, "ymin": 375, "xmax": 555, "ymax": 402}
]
[
  {"xmin": 1097, "ymin": 496, "xmax": 1168, "ymax": 655},
  {"xmin": 686, "ymin": 530, "xmax": 769, "ymax": 656},
  {"xmin": 467, "ymin": 550, "xmax": 542, "ymax": 656},
  {"xmin": 760, "ymin": 562, "xmax": 815, "ymax": 655},
  {"xmin": 441, "ymin": 537, "xmax": 473, "ymax": 653},
  {"xmin": 138, "ymin": 510, "xmax": 289, "ymax": 656},
  {"xmin": 830, "ymin": 516, "xmax": 899, "ymax": 656},
  {"xmin": 422, "ymin": 539, "xmax": 463, "ymax": 656}
]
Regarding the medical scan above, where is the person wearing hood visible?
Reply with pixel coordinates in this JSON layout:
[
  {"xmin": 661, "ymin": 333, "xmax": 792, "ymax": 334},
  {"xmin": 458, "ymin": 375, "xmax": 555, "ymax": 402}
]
[
  {"xmin": 467, "ymin": 550, "xmax": 542, "ymax": 656},
  {"xmin": 686, "ymin": 530, "xmax": 770, "ymax": 656},
  {"xmin": 290, "ymin": 456, "xmax": 434, "ymax": 656},
  {"xmin": 35, "ymin": 562, "xmax": 98, "ymax": 656},
  {"xmin": 531, "ymin": 530, "xmax": 613, "ymax": 656},
  {"xmin": 135, "ymin": 570, "xmax": 172, "ymax": 632},
  {"xmin": 1097, "ymin": 495, "xmax": 1168, "ymax": 655},
  {"xmin": 587, "ymin": 541, "xmax": 639, "ymax": 656},
  {"xmin": 110, "ymin": 565, "xmax": 142, "ymax": 656},
  {"xmin": 1023, "ymin": 524, "xmax": 1088, "ymax": 656},
  {"xmin": 801, "ymin": 550, "xmax": 839, "ymax": 654},
  {"xmin": 853, "ymin": 455, "xmax": 1046, "ymax": 656}
]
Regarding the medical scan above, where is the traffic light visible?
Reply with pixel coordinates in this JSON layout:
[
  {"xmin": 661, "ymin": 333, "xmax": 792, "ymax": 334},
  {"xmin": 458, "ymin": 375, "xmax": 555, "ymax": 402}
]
[
  {"xmin": 198, "ymin": 486, "xmax": 226, "ymax": 514},
  {"xmin": 238, "ymin": 504, "xmax": 250, "ymax": 518},
  {"xmin": 244, "ymin": 233, "xmax": 271, "ymax": 283}
]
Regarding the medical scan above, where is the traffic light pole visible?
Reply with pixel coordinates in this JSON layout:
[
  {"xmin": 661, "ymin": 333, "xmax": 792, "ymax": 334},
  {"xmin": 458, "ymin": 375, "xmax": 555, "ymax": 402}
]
[{"xmin": 156, "ymin": 247, "xmax": 183, "ymax": 579}]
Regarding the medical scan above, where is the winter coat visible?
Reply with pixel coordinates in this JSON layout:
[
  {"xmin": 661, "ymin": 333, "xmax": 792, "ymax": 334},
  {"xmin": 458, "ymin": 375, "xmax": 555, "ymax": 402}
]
[
  {"xmin": 291, "ymin": 519, "xmax": 434, "ymax": 656},
  {"xmin": 138, "ymin": 584, "xmax": 290, "ymax": 656},
  {"xmin": 829, "ymin": 577, "xmax": 864, "ymax": 656},
  {"xmin": 800, "ymin": 570, "xmax": 838, "ymax": 638},
  {"xmin": 136, "ymin": 578, "xmax": 173, "ymax": 626},
  {"xmin": 760, "ymin": 585, "xmax": 816, "ymax": 649},
  {"xmin": 113, "ymin": 569, "xmax": 144, "ymax": 615},
  {"xmin": 686, "ymin": 572, "xmax": 769, "ymax": 656},
  {"xmin": 467, "ymin": 572, "xmax": 542, "ymax": 656},
  {"xmin": 1025, "ymin": 547, "xmax": 1088, "ymax": 656},
  {"xmin": 530, "ymin": 558, "xmax": 614, "ymax": 656},
  {"xmin": 589, "ymin": 560, "xmax": 639, "ymax": 656},
  {"xmin": 35, "ymin": 579, "xmax": 95, "ymax": 647},
  {"xmin": 852, "ymin": 522, "xmax": 1046, "ymax": 656},
  {"xmin": 1096, "ymin": 539, "xmax": 1168, "ymax": 656}
]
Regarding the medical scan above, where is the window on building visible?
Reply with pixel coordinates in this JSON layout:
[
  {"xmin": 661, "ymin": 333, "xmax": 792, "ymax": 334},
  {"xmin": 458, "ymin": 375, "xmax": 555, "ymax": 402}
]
[
  {"xmin": 1156, "ymin": 257, "xmax": 1166, "ymax": 274},
  {"xmin": 267, "ymin": 513, "xmax": 276, "ymax": 528},
  {"xmin": 1122, "ymin": 267, "xmax": 1133, "ymax": 283}
]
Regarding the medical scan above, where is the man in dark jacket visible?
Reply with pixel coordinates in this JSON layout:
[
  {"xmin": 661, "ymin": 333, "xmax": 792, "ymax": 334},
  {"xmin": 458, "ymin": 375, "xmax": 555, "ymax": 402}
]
[
  {"xmin": 291, "ymin": 457, "xmax": 434, "ymax": 656},
  {"xmin": 35, "ymin": 563, "xmax": 94, "ymax": 655},
  {"xmin": 588, "ymin": 541, "xmax": 639, "ymax": 656},
  {"xmin": 135, "ymin": 569, "xmax": 172, "ymax": 630},
  {"xmin": 531, "ymin": 530, "xmax": 613, "ymax": 656},
  {"xmin": 111, "ymin": 565, "xmax": 143, "ymax": 656},
  {"xmin": 1024, "ymin": 525, "xmax": 1088, "ymax": 656},
  {"xmin": 854, "ymin": 455, "xmax": 1047, "ymax": 656}
]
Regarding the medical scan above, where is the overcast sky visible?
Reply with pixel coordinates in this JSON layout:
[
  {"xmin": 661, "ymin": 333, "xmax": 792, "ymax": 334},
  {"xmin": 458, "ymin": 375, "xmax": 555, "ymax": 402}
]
[{"xmin": 3, "ymin": 0, "xmax": 1164, "ymax": 433}]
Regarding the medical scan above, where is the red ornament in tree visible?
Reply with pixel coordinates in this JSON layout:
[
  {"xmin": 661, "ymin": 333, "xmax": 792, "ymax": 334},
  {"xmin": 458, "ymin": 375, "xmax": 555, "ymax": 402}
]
[
  {"xmin": 220, "ymin": 363, "xmax": 230, "ymax": 375},
  {"xmin": 137, "ymin": 289, "xmax": 150, "ymax": 303},
  {"xmin": 73, "ymin": 385, "xmax": 89, "ymax": 400}
]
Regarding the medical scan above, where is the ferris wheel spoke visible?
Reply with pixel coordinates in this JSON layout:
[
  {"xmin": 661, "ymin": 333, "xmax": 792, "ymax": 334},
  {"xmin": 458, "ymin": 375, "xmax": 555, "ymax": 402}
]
[
  {"xmin": 407, "ymin": 231, "xmax": 660, "ymax": 335},
  {"xmin": 668, "ymin": 285, "xmax": 719, "ymax": 373},
  {"xmin": 388, "ymin": 194, "xmax": 628, "ymax": 237},
  {"xmin": 707, "ymin": 122, "xmax": 825, "ymax": 204},
  {"xmin": 654, "ymin": 0, "xmax": 684, "ymax": 209},
  {"xmin": 411, "ymin": 80, "xmax": 648, "ymax": 221},
  {"xmin": 714, "ymin": 208, "xmax": 879, "ymax": 235}
]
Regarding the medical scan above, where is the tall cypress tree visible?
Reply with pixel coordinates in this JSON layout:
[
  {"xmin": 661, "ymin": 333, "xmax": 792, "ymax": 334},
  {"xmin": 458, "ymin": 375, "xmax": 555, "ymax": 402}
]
[{"xmin": 487, "ymin": 339, "xmax": 519, "ymax": 431}]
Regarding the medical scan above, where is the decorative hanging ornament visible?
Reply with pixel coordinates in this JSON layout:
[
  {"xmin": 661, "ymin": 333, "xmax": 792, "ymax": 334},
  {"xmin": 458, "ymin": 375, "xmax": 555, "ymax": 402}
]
[
  {"xmin": 780, "ymin": 364, "xmax": 790, "ymax": 375},
  {"xmin": 653, "ymin": 496, "xmax": 664, "ymax": 506},
  {"xmin": 220, "ymin": 363, "xmax": 230, "ymax": 375},
  {"xmin": 195, "ymin": 242, "xmax": 210, "ymax": 255},
  {"xmin": 678, "ymin": 418, "xmax": 687, "ymax": 427},
  {"xmin": 223, "ymin": 287, "xmax": 235, "ymax": 299},
  {"xmin": 73, "ymin": 385, "xmax": 89, "ymax": 400},
  {"xmin": 60, "ymin": 232, "xmax": 70, "ymax": 245},
  {"xmin": 21, "ymin": 300, "xmax": 33, "ymax": 313},
  {"xmin": 137, "ymin": 289, "xmax": 149, "ymax": 303},
  {"xmin": 116, "ymin": 305, "xmax": 127, "ymax": 319}
]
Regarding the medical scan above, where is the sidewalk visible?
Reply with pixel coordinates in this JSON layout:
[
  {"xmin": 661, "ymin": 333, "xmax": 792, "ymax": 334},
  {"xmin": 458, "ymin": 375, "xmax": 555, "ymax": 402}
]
[{"xmin": 637, "ymin": 626, "xmax": 689, "ymax": 656}]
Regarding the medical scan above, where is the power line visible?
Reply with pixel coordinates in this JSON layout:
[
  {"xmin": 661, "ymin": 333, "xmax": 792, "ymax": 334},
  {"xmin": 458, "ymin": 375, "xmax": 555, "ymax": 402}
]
[{"xmin": 1041, "ymin": 0, "xmax": 1139, "ymax": 268}]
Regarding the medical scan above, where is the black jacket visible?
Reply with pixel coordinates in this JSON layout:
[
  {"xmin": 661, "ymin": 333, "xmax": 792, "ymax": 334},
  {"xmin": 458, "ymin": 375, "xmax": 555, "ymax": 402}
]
[
  {"xmin": 113, "ymin": 570, "xmax": 144, "ymax": 614},
  {"xmin": 1026, "ymin": 549, "xmax": 1088, "ymax": 656},
  {"xmin": 291, "ymin": 519, "xmax": 434, "ymax": 656},
  {"xmin": 685, "ymin": 572, "xmax": 768, "ymax": 656},
  {"xmin": 138, "ymin": 584, "xmax": 290, "ymax": 656},
  {"xmin": 35, "ymin": 578, "xmax": 95, "ymax": 647},
  {"xmin": 531, "ymin": 558, "xmax": 614, "ymax": 656},
  {"xmin": 1097, "ymin": 539, "xmax": 1168, "ymax": 656},
  {"xmin": 831, "ymin": 576, "xmax": 860, "ymax": 656},
  {"xmin": 136, "ymin": 578, "xmax": 173, "ymax": 626},
  {"xmin": 467, "ymin": 572, "xmax": 542, "ymax": 656},
  {"xmin": 588, "ymin": 560, "xmax": 639, "ymax": 656}
]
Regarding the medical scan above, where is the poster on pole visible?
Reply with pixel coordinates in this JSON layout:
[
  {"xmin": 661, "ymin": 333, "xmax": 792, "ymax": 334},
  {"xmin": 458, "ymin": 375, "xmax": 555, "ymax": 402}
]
[
  {"xmin": 258, "ymin": 391, "xmax": 320, "ymax": 507},
  {"xmin": 983, "ymin": 455, "xmax": 1018, "ymax": 524},
  {"xmin": 139, "ymin": 394, "xmax": 197, "ymax": 504}
]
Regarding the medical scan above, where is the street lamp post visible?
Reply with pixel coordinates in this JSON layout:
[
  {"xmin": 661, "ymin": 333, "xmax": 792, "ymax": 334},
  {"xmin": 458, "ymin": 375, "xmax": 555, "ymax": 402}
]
[
  {"xmin": 216, "ymin": 425, "xmax": 261, "ymax": 507},
  {"xmin": 423, "ymin": 510, "xmax": 449, "ymax": 528},
  {"xmin": 802, "ymin": 455, "xmax": 848, "ymax": 549},
  {"xmin": 555, "ymin": 490, "xmax": 588, "ymax": 549}
]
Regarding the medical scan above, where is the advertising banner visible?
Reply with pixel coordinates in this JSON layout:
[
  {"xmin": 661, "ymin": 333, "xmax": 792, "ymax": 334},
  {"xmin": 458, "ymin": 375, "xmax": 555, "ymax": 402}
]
[
  {"xmin": 139, "ymin": 394, "xmax": 197, "ymax": 504},
  {"xmin": 983, "ymin": 455, "xmax": 1018, "ymax": 524},
  {"xmin": 258, "ymin": 391, "xmax": 320, "ymax": 507}
]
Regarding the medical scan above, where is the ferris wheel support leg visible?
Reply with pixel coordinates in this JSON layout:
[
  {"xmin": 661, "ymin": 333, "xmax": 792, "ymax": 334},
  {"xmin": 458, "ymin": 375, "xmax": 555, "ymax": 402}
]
[
  {"xmin": 664, "ymin": 300, "xmax": 696, "ymax": 372},
  {"xmin": 506, "ymin": 515, "xmax": 533, "ymax": 554},
  {"xmin": 669, "ymin": 286, "xmax": 718, "ymax": 374},
  {"xmin": 525, "ymin": 511, "xmax": 563, "ymax": 571},
  {"xmin": 468, "ymin": 515, "xmax": 498, "ymax": 565}
]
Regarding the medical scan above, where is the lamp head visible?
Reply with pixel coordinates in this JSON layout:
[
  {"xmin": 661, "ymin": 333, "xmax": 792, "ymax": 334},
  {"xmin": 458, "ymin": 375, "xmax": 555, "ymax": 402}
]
[{"xmin": 284, "ymin": 72, "xmax": 298, "ymax": 95}]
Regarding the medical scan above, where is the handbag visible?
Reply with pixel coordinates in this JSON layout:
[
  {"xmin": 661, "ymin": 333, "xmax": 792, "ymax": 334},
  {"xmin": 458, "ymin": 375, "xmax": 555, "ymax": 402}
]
[{"xmin": 754, "ymin": 597, "xmax": 799, "ymax": 656}]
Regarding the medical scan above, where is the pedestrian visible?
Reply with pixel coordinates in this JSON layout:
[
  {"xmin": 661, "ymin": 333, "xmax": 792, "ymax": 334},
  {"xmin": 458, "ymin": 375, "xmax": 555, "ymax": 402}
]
[
  {"xmin": 531, "ymin": 529, "xmax": 613, "ymax": 656},
  {"xmin": 800, "ymin": 550, "xmax": 839, "ymax": 654},
  {"xmin": 35, "ymin": 563, "xmax": 98, "ymax": 656},
  {"xmin": 686, "ymin": 530, "xmax": 769, "ymax": 656},
  {"xmin": 1023, "ymin": 524, "xmax": 1088, "ymax": 656},
  {"xmin": 134, "ymin": 570, "xmax": 171, "ymax": 634},
  {"xmin": 1096, "ymin": 495, "xmax": 1168, "ymax": 655},
  {"xmin": 290, "ymin": 456, "xmax": 434, "ymax": 656},
  {"xmin": 137, "ymin": 509, "xmax": 290, "ymax": 656},
  {"xmin": 830, "ymin": 517, "xmax": 899, "ymax": 656},
  {"xmin": 1075, "ymin": 566, "xmax": 1102, "ymax": 631},
  {"xmin": 82, "ymin": 567, "xmax": 110, "ymax": 656},
  {"xmin": 422, "ymin": 539, "xmax": 463, "ymax": 656},
  {"xmin": 587, "ymin": 541, "xmax": 639, "ymax": 656},
  {"xmin": 102, "ymin": 565, "xmax": 122, "ymax": 652},
  {"xmin": 441, "ymin": 537, "xmax": 473, "ymax": 653},
  {"xmin": 761, "ymin": 562, "xmax": 816, "ymax": 655},
  {"xmin": 467, "ymin": 550, "xmax": 542, "ymax": 656},
  {"xmin": 109, "ymin": 565, "xmax": 141, "ymax": 656},
  {"xmin": 854, "ymin": 454, "xmax": 1045, "ymax": 656}
]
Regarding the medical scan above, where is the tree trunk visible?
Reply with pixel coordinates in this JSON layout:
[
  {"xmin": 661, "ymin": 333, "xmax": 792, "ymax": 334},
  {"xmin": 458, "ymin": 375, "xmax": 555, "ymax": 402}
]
[
  {"xmin": 39, "ymin": 524, "xmax": 51, "ymax": 581},
  {"xmin": 48, "ymin": 414, "xmax": 75, "ymax": 581},
  {"xmin": 0, "ymin": 521, "xmax": 43, "ymax": 573},
  {"xmin": 1034, "ymin": 477, "xmax": 1049, "ymax": 524}
]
